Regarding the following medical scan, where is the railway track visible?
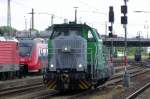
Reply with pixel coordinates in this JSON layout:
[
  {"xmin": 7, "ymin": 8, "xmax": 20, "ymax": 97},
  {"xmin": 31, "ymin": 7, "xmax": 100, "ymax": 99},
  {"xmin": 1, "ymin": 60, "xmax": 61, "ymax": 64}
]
[
  {"xmin": 0, "ymin": 76, "xmax": 42, "ymax": 90},
  {"xmin": 112, "ymin": 66, "xmax": 146, "ymax": 80},
  {"xmin": 67, "ymin": 68, "xmax": 150, "ymax": 99},
  {"xmin": 0, "ymin": 82, "xmax": 43, "ymax": 96},
  {"xmin": 0, "ymin": 76, "xmax": 59, "ymax": 99},
  {"xmin": 30, "ymin": 66, "xmax": 146, "ymax": 99},
  {"xmin": 0, "ymin": 76, "xmax": 44, "ymax": 98},
  {"xmin": 31, "ymin": 90, "xmax": 59, "ymax": 99},
  {"xmin": 27, "ymin": 67, "xmax": 149, "ymax": 99},
  {"xmin": 27, "ymin": 66, "xmax": 148, "ymax": 99},
  {"xmin": 0, "ymin": 66, "xmax": 148, "ymax": 99},
  {"xmin": 12, "ymin": 89, "xmax": 59, "ymax": 99},
  {"xmin": 125, "ymin": 81, "xmax": 150, "ymax": 99}
]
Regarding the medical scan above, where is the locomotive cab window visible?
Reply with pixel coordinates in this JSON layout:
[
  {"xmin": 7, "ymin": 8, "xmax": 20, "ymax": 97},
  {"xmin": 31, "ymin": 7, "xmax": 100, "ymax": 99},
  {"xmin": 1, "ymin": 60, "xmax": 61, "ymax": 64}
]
[
  {"xmin": 51, "ymin": 27, "xmax": 82, "ymax": 39},
  {"xmin": 88, "ymin": 30, "xmax": 96, "ymax": 42},
  {"xmin": 19, "ymin": 43, "xmax": 33, "ymax": 56}
]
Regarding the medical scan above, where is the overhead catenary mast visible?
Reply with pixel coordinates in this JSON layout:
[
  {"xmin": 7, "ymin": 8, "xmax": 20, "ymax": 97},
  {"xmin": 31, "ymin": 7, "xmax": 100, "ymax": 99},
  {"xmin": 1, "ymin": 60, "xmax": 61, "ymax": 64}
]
[
  {"xmin": 7, "ymin": 0, "xmax": 11, "ymax": 27},
  {"xmin": 28, "ymin": 8, "xmax": 35, "ymax": 30},
  {"xmin": 7, "ymin": 0, "xmax": 12, "ymax": 36},
  {"xmin": 74, "ymin": 7, "xmax": 78, "ymax": 24},
  {"xmin": 31, "ymin": 8, "xmax": 34, "ymax": 30},
  {"xmin": 51, "ymin": 14, "xmax": 54, "ymax": 26},
  {"xmin": 27, "ymin": 8, "xmax": 35, "ymax": 37}
]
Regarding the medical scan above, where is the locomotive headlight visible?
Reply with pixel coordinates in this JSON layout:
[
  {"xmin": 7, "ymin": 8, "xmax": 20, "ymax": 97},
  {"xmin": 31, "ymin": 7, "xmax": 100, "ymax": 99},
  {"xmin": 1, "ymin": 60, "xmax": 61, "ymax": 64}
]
[
  {"xmin": 77, "ymin": 64, "xmax": 84, "ymax": 71},
  {"xmin": 64, "ymin": 47, "xmax": 68, "ymax": 51},
  {"xmin": 50, "ymin": 64, "xmax": 54, "ymax": 68},
  {"xmin": 62, "ymin": 47, "xmax": 71, "ymax": 52},
  {"xmin": 49, "ymin": 63, "xmax": 56, "ymax": 71},
  {"xmin": 78, "ymin": 64, "xmax": 83, "ymax": 68}
]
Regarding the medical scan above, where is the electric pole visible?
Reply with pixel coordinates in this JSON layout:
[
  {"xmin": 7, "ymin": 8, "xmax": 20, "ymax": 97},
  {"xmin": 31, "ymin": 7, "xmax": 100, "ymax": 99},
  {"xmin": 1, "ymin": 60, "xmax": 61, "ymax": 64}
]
[
  {"xmin": 7, "ymin": 0, "xmax": 11, "ymax": 27},
  {"xmin": 28, "ymin": 8, "xmax": 35, "ymax": 30},
  {"xmin": 31, "ymin": 8, "xmax": 34, "ymax": 30},
  {"xmin": 27, "ymin": 8, "xmax": 35, "ymax": 37},
  {"xmin": 105, "ymin": 21, "xmax": 107, "ymax": 38},
  {"xmin": 7, "ymin": 0, "xmax": 11, "ymax": 36},
  {"xmin": 144, "ymin": 21, "xmax": 149, "ymax": 39},
  {"xmin": 24, "ymin": 16, "xmax": 27, "ymax": 31},
  {"xmin": 51, "ymin": 14, "xmax": 54, "ymax": 26},
  {"xmin": 74, "ymin": 7, "xmax": 78, "ymax": 24}
]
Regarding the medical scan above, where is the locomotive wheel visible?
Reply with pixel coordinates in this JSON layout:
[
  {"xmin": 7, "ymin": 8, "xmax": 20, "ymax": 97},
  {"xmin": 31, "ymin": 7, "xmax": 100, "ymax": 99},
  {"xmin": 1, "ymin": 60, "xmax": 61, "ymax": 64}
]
[
  {"xmin": 7, "ymin": 72, "xmax": 10, "ymax": 80},
  {"xmin": 2, "ymin": 72, "xmax": 7, "ymax": 80},
  {"xmin": 39, "ymin": 69, "xmax": 42, "ymax": 74},
  {"xmin": 24, "ymin": 66, "xmax": 28, "ymax": 77},
  {"xmin": 20, "ymin": 65, "xmax": 28, "ymax": 78},
  {"xmin": 11, "ymin": 72, "xmax": 16, "ymax": 79},
  {"xmin": 13, "ymin": 71, "xmax": 17, "ymax": 79},
  {"xmin": 0, "ymin": 73, "xmax": 2, "ymax": 80},
  {"xmin": 16, "ymin": 71, "xmax": 20, "ymax": 79},
  {"xmin": 9, "ymin": 72, "xmax": 13, "ymax": 79}
]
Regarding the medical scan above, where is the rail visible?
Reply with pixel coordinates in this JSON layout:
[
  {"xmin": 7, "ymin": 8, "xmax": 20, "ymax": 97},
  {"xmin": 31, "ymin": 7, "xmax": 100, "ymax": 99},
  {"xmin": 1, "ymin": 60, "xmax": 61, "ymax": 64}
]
[{"xmin": 126, "ymin": 81, "xmax": 150, "ymax": 99}]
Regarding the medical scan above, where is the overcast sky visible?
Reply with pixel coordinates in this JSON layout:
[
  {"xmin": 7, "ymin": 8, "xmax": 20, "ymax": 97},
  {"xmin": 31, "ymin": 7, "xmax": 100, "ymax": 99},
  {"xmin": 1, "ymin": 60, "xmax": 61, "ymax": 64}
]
[{"xmin": 0, "ymin": 0, "xmax": 150, "ymax": 38}]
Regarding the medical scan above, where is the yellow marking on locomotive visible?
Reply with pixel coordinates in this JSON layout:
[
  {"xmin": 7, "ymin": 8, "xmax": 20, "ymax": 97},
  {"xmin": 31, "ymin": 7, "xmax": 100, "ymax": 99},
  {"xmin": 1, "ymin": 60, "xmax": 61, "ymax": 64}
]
[
  {"xmin": 47, "ymin": 81, "xmax": 52, "ymax": 88},
  {"xmin": 51, "ymin": 84, "xmax": 56, "ymax": 89},
  {"xmin": 49, "ymin": 81, "xmax": 56, "ymax": 89},
  {"xmin": 47, "ymin": 80, "xmax": 52, "ymax": 87},
  {"xmin": 79, "ymin": 84, "xmax": 85, "ymax": 89},
  {"xmin": 79, "ymin": 80, "xmax": 89, "ymax": 89},
  {"xmin": 47, "ymin": 80, "xmax": 56, "ymax": 89},
  {"xmin": 83, "ymin": 80, "xmax": 91, "ymax": 87},
  {"xmin": 80, "ymin": 80, "xmax": 89, "ymax": 89}
]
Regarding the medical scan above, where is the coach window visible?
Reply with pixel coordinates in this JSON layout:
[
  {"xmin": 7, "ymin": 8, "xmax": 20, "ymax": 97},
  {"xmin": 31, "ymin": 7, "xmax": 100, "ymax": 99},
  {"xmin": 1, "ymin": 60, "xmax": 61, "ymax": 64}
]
[{"xmin": 88, "ymin": 30, "xmax": 95, "ymax": 42}]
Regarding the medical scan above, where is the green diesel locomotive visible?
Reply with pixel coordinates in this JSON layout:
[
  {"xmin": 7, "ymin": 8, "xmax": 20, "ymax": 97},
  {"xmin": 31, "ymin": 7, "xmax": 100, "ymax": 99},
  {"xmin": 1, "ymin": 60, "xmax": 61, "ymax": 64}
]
[{"xmin": 43, "ymin": 23, "xmax": 113, "ymax": 90}]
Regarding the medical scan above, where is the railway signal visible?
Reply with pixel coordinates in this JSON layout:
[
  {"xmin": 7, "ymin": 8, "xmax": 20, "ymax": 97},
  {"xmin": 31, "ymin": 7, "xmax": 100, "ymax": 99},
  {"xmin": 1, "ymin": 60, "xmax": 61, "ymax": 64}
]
[
  {"xmin": 109, "ymin": 6, "xmax": 114, "ymax": 23},
  {"xmin": 121, "ymin": 0, "xmax": 130, "ymax": 88},
  {"xmin": 108, "ymin": 26, "xmax": 113, "ymax": 37},
  {"xmin": 108, "ymin": 6, "xmax": 115, "ymax": 75},
  {"xmin": 108, "ymin": 6, "xmax": 114, "ymax": 37},
  {"xmin": 121, "ymin": 16, "xmax": 128, "ymax": 24},
  {"xmin": 121, "ymin": 5, "xmax": 128, "ymax": 24},
  {"xmin": 121, "ymin": 5, "xmax": 127, "ymax": 14}
]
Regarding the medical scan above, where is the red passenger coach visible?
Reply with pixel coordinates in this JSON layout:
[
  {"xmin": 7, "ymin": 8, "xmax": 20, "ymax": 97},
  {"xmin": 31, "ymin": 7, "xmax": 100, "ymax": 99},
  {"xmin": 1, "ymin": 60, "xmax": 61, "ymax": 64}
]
[
  {"xmin": 0, "ymin": 41, "xmax": 20, "ymax": 80},
  {"xmin": 19, "ymin": 38, "xmax": 47, "ymax": 75}
]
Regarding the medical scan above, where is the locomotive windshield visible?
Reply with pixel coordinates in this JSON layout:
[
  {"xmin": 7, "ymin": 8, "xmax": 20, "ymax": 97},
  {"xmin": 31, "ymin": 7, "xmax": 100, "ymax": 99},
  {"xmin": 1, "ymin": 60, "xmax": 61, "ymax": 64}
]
[
  {"xmin": 51, "ymin": 26, "xmax": 82, "ymax": 39},
  {"xmin": 19, "ymin": 43, "xmax": 33, "ymax": 56}
]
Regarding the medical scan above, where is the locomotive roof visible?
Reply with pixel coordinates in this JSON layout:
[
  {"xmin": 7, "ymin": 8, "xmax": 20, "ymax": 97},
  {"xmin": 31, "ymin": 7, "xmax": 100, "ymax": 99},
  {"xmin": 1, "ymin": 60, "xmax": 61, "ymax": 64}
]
[
  {"xmin": 52, "ymin": 23, "xmax": 91, "ymax": 29},
  {"xmin": 19, "ymin": 38, "xmax": 46, "ymax": 44}
]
